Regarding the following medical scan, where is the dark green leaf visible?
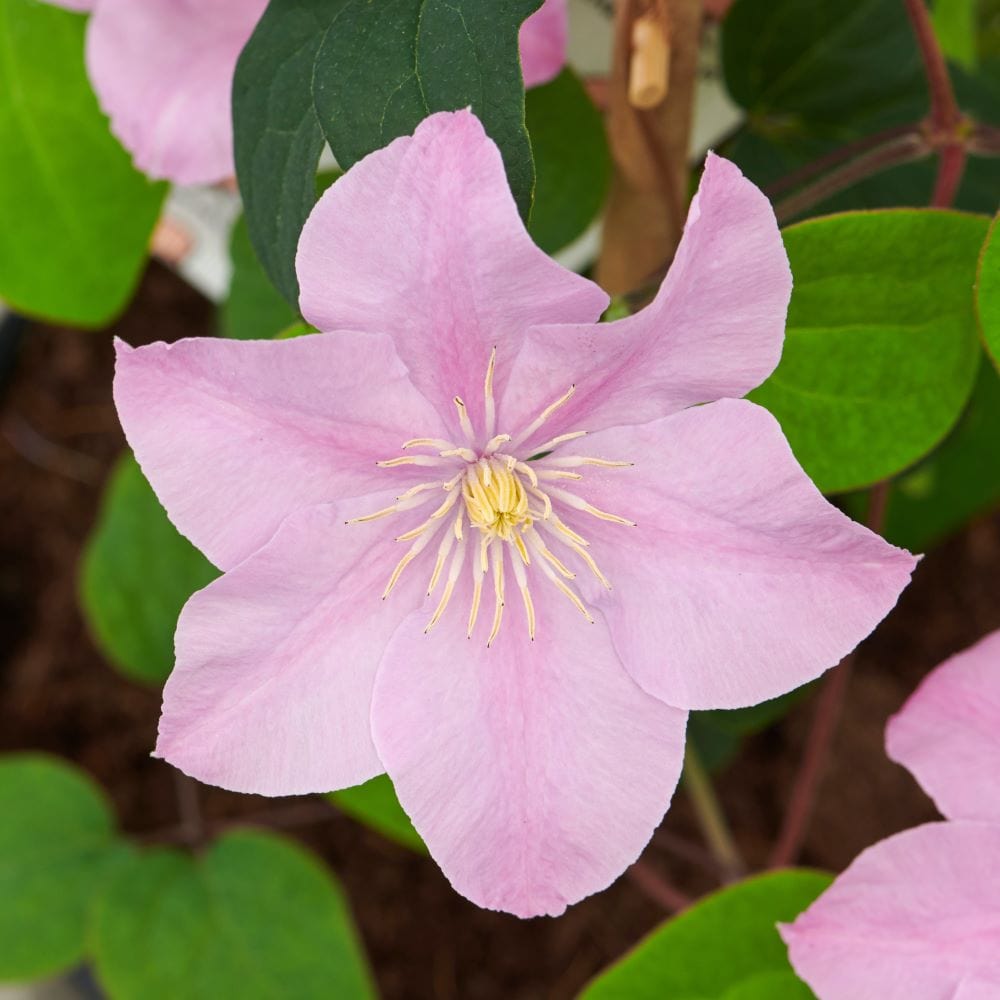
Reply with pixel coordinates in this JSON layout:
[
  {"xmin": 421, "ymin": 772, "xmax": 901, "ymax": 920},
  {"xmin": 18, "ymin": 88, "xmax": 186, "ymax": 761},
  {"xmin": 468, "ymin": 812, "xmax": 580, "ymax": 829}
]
[
  {"xmin": 222, "ymin": 215, "xmax": 299, "ymax": 340},
  {"xmin": 526, "ymin": 68, "xmax": 610, "ymax": 255},
  {"xmin": 234, "ymin": 0, "xmax": 540, "ymax": 305},
  {"xmin": 0, "ymin": 0, "xmax": 165, "ymax": 326},
  {"xmin": 580, "ymin": 870, "xmax": 830, "ymax": 999},
  {"xmin": 0, "ymin": 754, "xmax": 124, "ymax": 982},
  {"xmin": 750, "ymin": 210, "xmax": 989, "ymax": 493},
  {"xmin": 92, "ymin": 830, "xmax": 376, "ymax": 1000},
  {"xmin": 978, "ymin": 214, "xmax": 1000, "ymax": 370},
  {"xmin": 329, "ymin": 776, "xmax": 425, "ymax": 853},
  {"xmin": 80, "ymin": 454, "xmax": 218, "ymax": 685},
  {"xmin": 840, "ymin": 360, "xmax": 1000, "ymax": 550}
]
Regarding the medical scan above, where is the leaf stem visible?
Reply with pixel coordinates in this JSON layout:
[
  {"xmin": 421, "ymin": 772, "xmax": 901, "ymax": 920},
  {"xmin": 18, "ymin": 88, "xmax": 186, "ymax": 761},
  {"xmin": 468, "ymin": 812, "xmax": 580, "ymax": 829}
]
[
  {"xmin": 626, "ymin": 860, "xmax": 692, "ymax": 911},
  {"xmin": 902, "ymin": 0, "xmax": 962, "ymax": 131},
  {"xmin": 769, "ymin": 481, "xmax": 891, "ymax": 868},
  {"xmin": 683, "ymin": 747, "xmax": 746, "ymax": 881}
]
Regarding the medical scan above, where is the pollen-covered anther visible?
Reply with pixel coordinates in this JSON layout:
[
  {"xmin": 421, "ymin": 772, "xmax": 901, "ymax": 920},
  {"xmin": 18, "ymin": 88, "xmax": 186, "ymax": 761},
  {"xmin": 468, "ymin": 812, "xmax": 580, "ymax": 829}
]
[{"xmin": 350, "ymin": 350, "xmax": 635, "ymax": 641}]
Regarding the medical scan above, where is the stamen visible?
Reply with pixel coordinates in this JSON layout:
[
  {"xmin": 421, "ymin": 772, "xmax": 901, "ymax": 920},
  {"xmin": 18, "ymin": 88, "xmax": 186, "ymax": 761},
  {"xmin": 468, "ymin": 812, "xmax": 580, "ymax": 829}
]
[
  {"xmin": 512, "ymin": 385, "xmax": 576, "ymax": 447},
  {"xmin": 484, "ymin": 346, "xmax": 498, "ymax": 439},
  {"xmin": 512, "ymin": 460, "xmax": 538, "ymax": 487},
  {"xmin": 346, "ymin": 504, "xmax": 399, "ymax": 524},
  {"xmin": 382, "ymin": 530, "xmax": 434, "ymax": 600},
  {"xmin": 544, "ymin": 455, "xmax": 634, "ymax": 469},
  {"xmin": 377, "ymin": 455, "xmax": 454, "ymax": 469},
  {"xmin": 484, "ymin": 433, "xmax": 511, "ymax": 455},
  {"xmin": 425, "ymin": 538, "xmax": 466, "ymax": 633},
  {"xmin": 551, "ymin": 515, "xmax": 590, "ymax": 548},
  {"xmin": 529, "ymin": 430, "xmax": 588, "ymax": 455},
  {"xmin": 533, "ymin": 552, "xmax": 594, "ymax": 623},
  {"xmin": 537, "ymin": 469, "xmax": 583, "ymax": 481},
  {"xmin": 453, "ymin": 396, "xmax": 475, "ymax": 444},
  {"xmin": 527, "ymin": 485, "xmax": 553, "ymax": 519},
  {"xmin": 467, "ymin": 558, "xmax": 485, "ymax": 638},
  {"xmin": 487, "ymin": 542, "xmax": 505, "ymax": 647},
  {"xmin": 510, "ymin": 555, "xmax": 536, "ymax": 640},
  {"xmin": 440, "ymin": 446, "xmax": 479, "ymax": 462},
  {"xmin": 453, "ymin": 507, "xmax": 465, "ymax": 541},
  {"xmin": 547, "ymin": 487, "xmax": 636, "ymax": 526},
  {"xmin": 525, "ymin": 528, "xmax": 575, "ymax": 579},
  {"xmin": 403, "ymin": 437, "xmax": 455, "ymax": 451},
  {"xmin": 426, "ymin": 529, "xmax": 456, "ymax": 595}
]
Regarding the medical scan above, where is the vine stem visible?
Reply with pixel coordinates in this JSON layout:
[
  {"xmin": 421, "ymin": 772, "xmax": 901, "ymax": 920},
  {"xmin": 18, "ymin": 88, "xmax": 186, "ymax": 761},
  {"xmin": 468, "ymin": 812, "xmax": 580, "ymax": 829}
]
[
  {"xmin": 769, "ymin": 482, "xmax": 891, "ymax": 868},
  {"xmin": 683, "ymin": 747, "xmax": 746, "ymax": 881},
  {"xmin": 902, "ymin": 0, "xmax": 962, "ymax": 131},
  {"xmin": 627, "ymin": 860, "xmax": 692, "ymax": 912}
]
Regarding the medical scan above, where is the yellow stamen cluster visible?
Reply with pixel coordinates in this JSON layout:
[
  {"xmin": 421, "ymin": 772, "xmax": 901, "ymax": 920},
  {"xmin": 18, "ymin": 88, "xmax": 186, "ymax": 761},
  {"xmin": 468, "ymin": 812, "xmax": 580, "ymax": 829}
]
[{"xmin": 348, "ymin": 349, "xmax": 635, "ymax": 644}]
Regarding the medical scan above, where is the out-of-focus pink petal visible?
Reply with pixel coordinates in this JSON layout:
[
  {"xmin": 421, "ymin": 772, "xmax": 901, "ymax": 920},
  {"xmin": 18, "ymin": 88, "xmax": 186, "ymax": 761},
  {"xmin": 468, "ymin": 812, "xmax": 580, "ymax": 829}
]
[
  {"xmin": 370, "ymin": 588, "xmax": 687, "ymax": 917},
  {"xmin": 501, "ymin": 153, "xmax": 790, "ymax": 439},
  {"xmin": 156, "ymin": 497, "xmax": 424, "ymax": 796},
  {"xmin": 297, "ymin": 110, "xmax": 608, "ymax": 437},
  {"xmin": 886, "ymin": 628, "xmax": 1000, "ymax": 823},
  {"xmin": 562, "ymin": 399, "xmax": 915, "ymax": 710},
  {"xmin": 114, "ymin": 333, "xmax": 446, "ymax": 571},
  {"xmin": 519, "ymin": 0, "xmax": 567, "ymax": 88},
  {"xmin": 86, "ymin": 0, "xmax": 267, "ymax": 184},
  {"xmin": 780, "ymin": 821, "xmax": 1000, "ymax": 1000}
]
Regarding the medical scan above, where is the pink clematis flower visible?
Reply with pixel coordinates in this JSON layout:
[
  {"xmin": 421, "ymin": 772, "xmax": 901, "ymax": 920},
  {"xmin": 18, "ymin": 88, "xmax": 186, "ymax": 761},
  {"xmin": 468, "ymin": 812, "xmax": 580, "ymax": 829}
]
[
  {"xmin": 114, "ymin": 110, "xmax": 915, "ymax": 916},
  {"xmin": 781, "ymin": 628, "xmax": 1000, "ymax": 998},
  {"xmin": 519, "ymin": 0, "xmax": 568, "ymax": 88},
  {"xmin": 47, "ymin": 0, "xmax": 564, "ymax": 185}
]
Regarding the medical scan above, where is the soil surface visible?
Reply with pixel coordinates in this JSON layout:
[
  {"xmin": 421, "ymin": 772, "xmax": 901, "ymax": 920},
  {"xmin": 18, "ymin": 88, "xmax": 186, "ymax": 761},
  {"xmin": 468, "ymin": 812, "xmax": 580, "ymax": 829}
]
[{"xmin": 2, "ymin": 264, "xmax": 998, "ymax": 999}]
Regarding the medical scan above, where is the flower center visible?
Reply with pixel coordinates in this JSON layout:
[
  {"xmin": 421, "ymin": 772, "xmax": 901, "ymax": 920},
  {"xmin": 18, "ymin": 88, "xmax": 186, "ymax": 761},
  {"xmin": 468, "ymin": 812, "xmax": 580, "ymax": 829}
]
[
  {"xmin": 462, "ymin": 459, "xmax": 531, "ymax": 540},
  {"xmin": 348, "ymin": 349, "xmax": 634, "ymax": 645}
]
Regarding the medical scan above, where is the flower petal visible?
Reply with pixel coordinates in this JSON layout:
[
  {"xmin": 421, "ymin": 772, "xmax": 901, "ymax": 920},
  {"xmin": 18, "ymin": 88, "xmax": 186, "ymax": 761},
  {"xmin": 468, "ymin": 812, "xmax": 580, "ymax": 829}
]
[
  {"xmin": 519, "ymin": 0, "xmax": 567, "ymax": 89},
  {"xmin": 780, "ymin": 821, "xmax": 1000, "ymax": 1000},
  {"xmin": 86, "ymin": 0, "xmax": 266, "ymax": 184},
  {"xmin": 501, "ymin": 153, "xmax": 790, "ymax": 440},
  {"xmin": 114, "ymin": 332, "xmax": 446, "ymax": 570},
  {"xmin": 370, "ymin": 586, "xmax": 687, "ymax": 918},
  {"xmin": 562, "ymin": 399, "xmax": 915, "ymax": 710},
  {"xmin": 886, "ymin": 628, "xmax": 1000, "ymax": 823},
  {"xmin": 43, "ymin": 0, "xmax": 94, "ymax": 10},
  {"xmin": 297, "ymin": 110, "xmax": 608, "ymax": 436},
  {"xmin": 156, "ymin": 498, "xmax": 424, "ymax": 796}
]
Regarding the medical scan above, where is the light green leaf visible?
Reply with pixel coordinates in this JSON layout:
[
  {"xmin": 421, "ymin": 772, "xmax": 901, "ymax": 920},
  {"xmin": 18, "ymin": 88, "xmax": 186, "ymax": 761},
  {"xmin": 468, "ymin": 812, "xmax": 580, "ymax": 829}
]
[
  {"xmin": 0, "ymin": 754, "xmax": 124, "ymax": 982},
  {"xmin": 92, "ymin": 830, "xmax": 376, "ymax": 1000},
  {"xmin": 234, "ymin": 0, "xmax": 540, "ymax": 305},
  {"xmin": 80, "ymin": 453, "xmax": 218, "ymax": 685},
  {"xmin": 841, "ymin": 360, "xmax": 1000, "ymax": 550},
  {"xmin": 329, "ymin": 776, "xmax": 425, "ymax": 853},
  {"xmin": 0, "ymin": 0, "xmax": 165, "ymax": 326},
  {"xmin": 977, "ymin": 213, "xmax": 1000, "ymax": 370},
  {"xmin": 526, "ymin": 68, "xmax": 610, "ymax": 255},
  {"xmin": 933, "ymin": 0, "xmax": 977, "ymax": 69},
  {"xmin": 579, "ymin": 870, "xmax": 830, "ymax": 1000},
  {"xmin": 750, "ymin": 210, "xmax": 989, "ymax": 493}
]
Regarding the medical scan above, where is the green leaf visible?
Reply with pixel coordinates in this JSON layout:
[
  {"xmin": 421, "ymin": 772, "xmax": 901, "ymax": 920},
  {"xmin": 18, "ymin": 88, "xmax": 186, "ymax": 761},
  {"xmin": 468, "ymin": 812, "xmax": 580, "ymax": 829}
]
[
  {"xmin": 978, "ymin": 214, "xmax": 1000, "ymax": 370},
  {"xmin": 0, "ymin": 0, "xmax": 165, "ymax": 326},
  {"xmin": 841, "ymin": 360, "xmax": 1000, "ymax": 550},
  {"xmin": 750, "ymin": 210, "xmax": 989, "ymax": 493},
  {"xmin": 526, "ymin": 68, "xmax": 610, "ymax": 255},
  {"xmin": 579, "ymin": 870, "xmax": 830, "ymax": 1000},
  {"xmin": 329, "ymin": 776, "xmax": 426, "ymax": 853},
  {"xmin": 234, "ymin": 0, "xmax": 540, "ymax": 306},
  {"xmin": 0, "ymin": 754, "xmax": 124, "ymax": 982},
  {"xmin": 92, "ymin": 830, "xmax": 376, "ymax": 1000},
  {"xmin": 222, "ymin": 215, "xmax": 299, "ymax": 340},
  {"xmin": 933, "ymin": 0, "xmax": 978, "ymax": 69},
  {"xmin": 80, "ymin": 454, "xmax": 218, "ymax": 685}
]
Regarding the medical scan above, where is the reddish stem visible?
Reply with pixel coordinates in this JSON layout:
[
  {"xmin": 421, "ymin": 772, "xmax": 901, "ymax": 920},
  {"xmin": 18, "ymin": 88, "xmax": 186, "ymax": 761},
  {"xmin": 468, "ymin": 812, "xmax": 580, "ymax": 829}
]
[
  {"xmin": 769, "ymin": 482, "xmax": 891, "ymax": 869},
  {"xmin": 931, "ymin": 143, "xmax": 967, "ymax": 207},
  {"xmin": 901, "ymin": 0, "xmax": 962, "ymax": 131},
  {"xmin": 627, "ymin": 860, "xmax": 692, "ymax": 911}
]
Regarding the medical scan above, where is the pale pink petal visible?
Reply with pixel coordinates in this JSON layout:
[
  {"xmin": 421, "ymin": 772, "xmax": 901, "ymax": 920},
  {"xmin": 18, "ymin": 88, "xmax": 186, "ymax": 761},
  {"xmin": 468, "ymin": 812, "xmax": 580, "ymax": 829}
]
[
  {"xmin": 519, "ymin": 0, "xmax": 568, "ymax": 88},
  {"xmin": 559, "ymin": 399, "xmax": 915, "ymax": 710},
  {"xmin": 501, "ymin": 153, "xmax": 790, "ymax": 439},
  {"xmin": 114, "ymin": 333, "xmax": 446, "ymax": 571},
  {"xmin": 297, "ymin": 110, "xmax": 608, "ymax": 437},
  {"xmin": 370, "ymin": 585, "xmax": 687, "ymax": 917},
  {"xmin": 86, "ymin": 0, "xmax": 267, "ymax": 184},
  {"xmin": 886, "ymin": 629, "xmax": 1000, "ymax": 823},
  {"xmin": 780, "ymin": 821, "xmax": 1000, "ymax": 1000},
  {"xmin": 157, "ymin": 497, "xmax": 425, "ymax": 796}
]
